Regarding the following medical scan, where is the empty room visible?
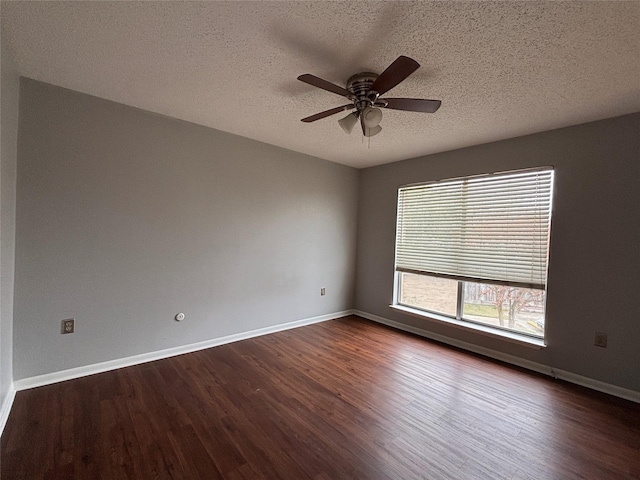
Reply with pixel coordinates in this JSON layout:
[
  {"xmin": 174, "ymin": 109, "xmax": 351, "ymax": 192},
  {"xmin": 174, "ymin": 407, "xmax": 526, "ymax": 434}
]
[{"xmin": 1, "ymin": 2, "xmax": 639, "ymax": 479}]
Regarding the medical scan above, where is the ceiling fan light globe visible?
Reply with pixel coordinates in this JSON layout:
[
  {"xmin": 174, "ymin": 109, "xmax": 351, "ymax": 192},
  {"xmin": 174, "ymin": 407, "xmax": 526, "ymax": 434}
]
[
  {"xmin": 364, "ymin": 125, "xmax": 382, "ymax": 137},
  {"xmin": 338, "ymin": 112, "xmax": 358, "ymax": 134},
  {"xmin": 362, "ymin": 107, "xmax": 383, "ymax": 128}
]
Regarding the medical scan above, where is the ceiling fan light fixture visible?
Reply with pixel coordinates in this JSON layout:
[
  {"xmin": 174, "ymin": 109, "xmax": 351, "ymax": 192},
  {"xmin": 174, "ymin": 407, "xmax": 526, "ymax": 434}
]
[
  {"xmin": 338, "ymin": 112, "xmax": 358, "ymax": 134},
  {"xmin": 364, "ymin": 125, "xmax": 382, "ymax": 137},
  {"xmin": 362, "ymin": 107, "xmax": 383, "ymax": 128}
]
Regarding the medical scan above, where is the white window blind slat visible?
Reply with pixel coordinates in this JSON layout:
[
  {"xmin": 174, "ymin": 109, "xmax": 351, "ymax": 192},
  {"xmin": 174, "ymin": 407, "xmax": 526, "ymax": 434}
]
[{"xmin": 395, "ymin": 169, "xmax": 554, "ymax": 289}]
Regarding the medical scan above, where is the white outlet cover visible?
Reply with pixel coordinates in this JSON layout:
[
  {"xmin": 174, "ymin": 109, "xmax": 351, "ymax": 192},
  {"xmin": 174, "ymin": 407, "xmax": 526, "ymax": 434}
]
[{"xmin": 175, "ymin": 313, "xmax": 185, "ymax": 322}]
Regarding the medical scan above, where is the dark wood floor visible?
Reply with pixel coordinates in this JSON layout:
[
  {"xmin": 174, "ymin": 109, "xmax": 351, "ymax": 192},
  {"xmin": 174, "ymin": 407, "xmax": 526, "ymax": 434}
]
[{"xmin": 2, "ymin": 316, "xmax": 639, "ymax": 479}]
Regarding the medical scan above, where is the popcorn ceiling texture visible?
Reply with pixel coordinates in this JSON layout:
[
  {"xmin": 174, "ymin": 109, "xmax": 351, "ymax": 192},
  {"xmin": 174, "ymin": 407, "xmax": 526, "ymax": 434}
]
[{"xmin": 2, "ymin": 1, "xmax": 638, "ymax": 168}]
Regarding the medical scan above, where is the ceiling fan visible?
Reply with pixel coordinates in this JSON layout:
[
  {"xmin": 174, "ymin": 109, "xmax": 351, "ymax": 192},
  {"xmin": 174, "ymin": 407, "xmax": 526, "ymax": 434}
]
[{"xmin": 297, "ymin": 55, "xmax": 441, "ymax": 137}]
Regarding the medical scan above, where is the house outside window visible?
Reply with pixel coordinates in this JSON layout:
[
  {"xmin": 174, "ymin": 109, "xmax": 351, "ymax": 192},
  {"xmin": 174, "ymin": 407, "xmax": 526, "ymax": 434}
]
[{"xmin": 394, "ymin": 168, "xmax": 554, "ymax": 340}]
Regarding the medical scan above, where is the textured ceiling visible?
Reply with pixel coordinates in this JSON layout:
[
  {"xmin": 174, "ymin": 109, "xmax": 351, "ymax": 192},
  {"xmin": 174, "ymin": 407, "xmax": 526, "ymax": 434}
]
[{"xmin": 2, "ymin": 1, "xmax": 639, "ymax": 168}]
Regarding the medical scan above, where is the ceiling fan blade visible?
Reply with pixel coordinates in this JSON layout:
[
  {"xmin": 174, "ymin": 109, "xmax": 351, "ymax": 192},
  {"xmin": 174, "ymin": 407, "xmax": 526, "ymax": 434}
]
[
  {"xmin": 298, "ymin": 74, "xmax": 352, "ymax": 98},
  {"xmin": 301, "ymin": 104, "xmax": 353, "ymax": 123},
  {"xmin": 369, "ymin": 56, "xmax": 420, "ymax": 96},
  {"xmin": 383, "ymin": 98, "xmax": 442, "ymax": 113}
]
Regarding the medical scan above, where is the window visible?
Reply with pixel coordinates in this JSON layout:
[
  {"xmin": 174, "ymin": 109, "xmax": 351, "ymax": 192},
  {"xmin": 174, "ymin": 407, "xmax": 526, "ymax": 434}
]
[{"xmin": 394, "ymin": 168, "xmax": 554, "ymax": 339}]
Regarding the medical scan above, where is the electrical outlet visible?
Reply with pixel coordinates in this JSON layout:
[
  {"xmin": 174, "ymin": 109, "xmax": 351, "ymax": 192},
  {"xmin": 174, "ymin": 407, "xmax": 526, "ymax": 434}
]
[
  {"xmin": 320, "ymin": 287, "xmax": 326, "ymax": 296},
  {"xmin": 594, "ymin": 332, "xmax": 607, "ymax": 348},
  {"xmin": 61, "ymin": 318, "xmax": 75, "ymax": 334}
]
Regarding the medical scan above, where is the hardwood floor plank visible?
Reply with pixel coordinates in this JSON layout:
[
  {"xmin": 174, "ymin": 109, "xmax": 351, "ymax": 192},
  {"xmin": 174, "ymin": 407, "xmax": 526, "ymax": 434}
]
[{"xmin": 3, "ymin": 316, "xmax": 639, "ymax": 479}]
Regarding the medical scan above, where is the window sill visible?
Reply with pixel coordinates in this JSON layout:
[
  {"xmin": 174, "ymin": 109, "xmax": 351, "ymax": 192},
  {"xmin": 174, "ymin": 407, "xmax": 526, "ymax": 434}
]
[{"xmin": 389, "ymin": 304, "xmax": 546, "ymax": 349}]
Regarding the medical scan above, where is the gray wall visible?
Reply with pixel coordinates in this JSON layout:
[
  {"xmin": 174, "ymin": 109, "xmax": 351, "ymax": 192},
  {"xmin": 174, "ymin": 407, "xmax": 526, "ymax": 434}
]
[
  {"xmin": 0, "ymin": 23, "xmax": 19, "ymax": 414},
  {"xmin": 9, "ymin": 76, "xmax": 640, "ymax": 395},
  {"xmin": 14, "ymin": 78, "xmax": 359, "ymax": 380},
  {"xmin": 356, "ymin": 113, "xmax": 640, "ymax": 392}
]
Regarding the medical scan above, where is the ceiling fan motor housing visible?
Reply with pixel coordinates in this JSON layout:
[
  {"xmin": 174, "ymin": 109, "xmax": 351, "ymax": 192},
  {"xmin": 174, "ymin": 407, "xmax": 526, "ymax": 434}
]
[
  {"xmin": 346, "ymin": 72, "xmax": 378, "ymax": 97},
  {"xmin": 346, "ymin": 73, "xmax": 388, "ymax": 112}
]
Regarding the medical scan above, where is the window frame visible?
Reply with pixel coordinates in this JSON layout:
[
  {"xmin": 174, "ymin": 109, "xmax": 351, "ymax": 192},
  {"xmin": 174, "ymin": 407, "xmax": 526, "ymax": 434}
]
[{"xmin": 391, "ymin": 168, "xmax": 554, "ymax": 348}]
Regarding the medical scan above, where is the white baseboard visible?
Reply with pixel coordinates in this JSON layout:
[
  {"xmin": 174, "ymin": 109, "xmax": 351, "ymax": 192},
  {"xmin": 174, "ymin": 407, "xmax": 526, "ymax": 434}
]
[
  {"xmin": 0, "ymin": 384, "xmax": 16, "ymax": 437},
  {"xmin": 354, "ymin": 309, "xmax": 640, "ymax": 404},
  {"xmin": 551, "ymin": 368, "xmax": 640, "ymax": 403},
  {"xmin": 16, "ymin": 308, "xmax": 637, "ymax": 404},
  {"xmin": 14, "ymin": 310, "xmax": 354, "ymax": 391}
]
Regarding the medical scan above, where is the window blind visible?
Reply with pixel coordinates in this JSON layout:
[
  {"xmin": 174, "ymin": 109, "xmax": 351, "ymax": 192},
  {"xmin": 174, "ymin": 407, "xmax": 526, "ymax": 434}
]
[{"xmin": 395, "ymin": 168, "xmax": 554, "ymax": 289}]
